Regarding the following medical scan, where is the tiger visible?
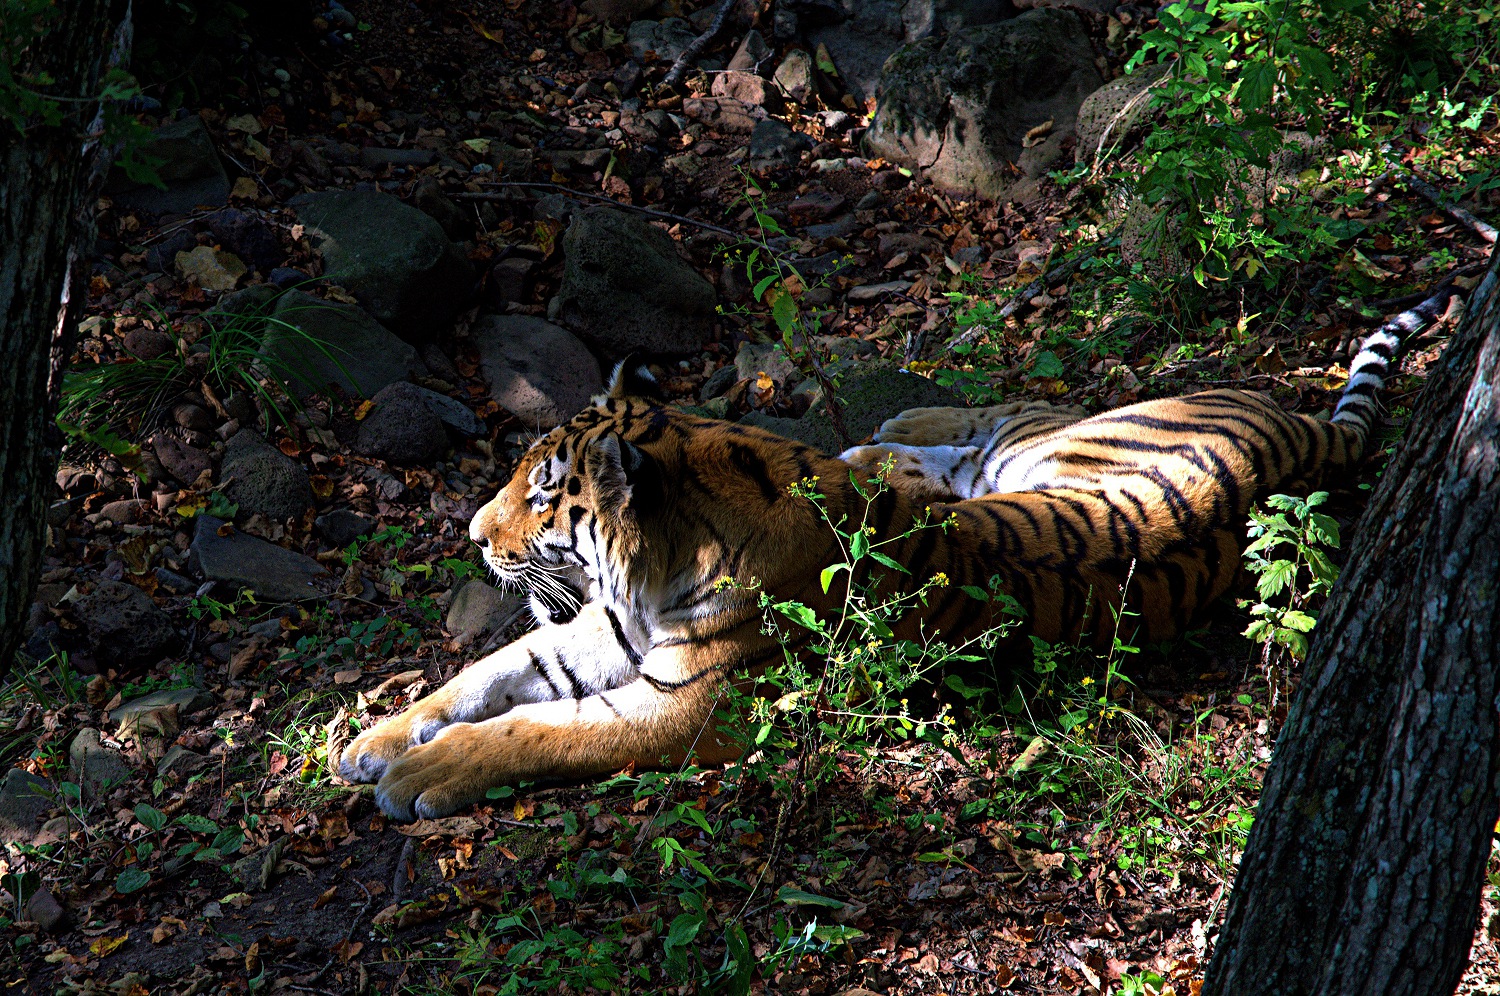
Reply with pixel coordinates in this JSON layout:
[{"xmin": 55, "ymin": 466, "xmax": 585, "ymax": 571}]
[{"xmin": 338, "ymin": 289, "xmax": 1454, "ymax": 820}]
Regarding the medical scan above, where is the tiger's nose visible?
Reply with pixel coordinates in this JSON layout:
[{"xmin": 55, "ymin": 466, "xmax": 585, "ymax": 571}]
[{"xmin": 468, "ymin": 514, "xmax": 489, "ymax": 548}]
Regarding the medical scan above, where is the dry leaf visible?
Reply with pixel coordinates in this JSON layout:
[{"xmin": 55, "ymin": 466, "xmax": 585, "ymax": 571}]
[
  {"xmin": 89, "ymin": 935, "xmax": 128, "ymax": 958},
  {"xmin": 1022, "ymin": 119, "xmax": 1055, "ymax": 148}
]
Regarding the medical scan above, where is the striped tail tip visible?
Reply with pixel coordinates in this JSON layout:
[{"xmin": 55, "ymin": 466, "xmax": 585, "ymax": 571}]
[{"xmin": 1331, "ymin": 285, "xmax": 1458, "ymax": 429}]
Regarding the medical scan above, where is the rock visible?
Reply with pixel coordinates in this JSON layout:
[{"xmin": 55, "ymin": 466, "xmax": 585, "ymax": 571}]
[
  {"xmin": 847, "ymin": 279, "xmax": 911, "ymax": 302},
  {"xmin": 903, "ymin": 0, "xmax": 1016, "ymax": 40},
  {"xmin": 486, "ymin": 256, "xmax": 535, "ymax": 305},
  {"xmin": 805, "ymin": 215, "xmax": 859, "ymax": 240},
  {"xmin": 106, "ymin": 115, "xmax": 230, "ymax": 215},
  {"xmin": 151, "ymin": 432, "xmax": 212, "ymax": 485},
  {"xmin": 446, "ymin": 580, "xmax": 527, "ymax": 645},
  {"xmin": 144, "ymin": 230, "xmax": 197, "ymax": 274},
  {"xmin": 773, "ymin": 50, "xmax": 817, "ymax": 104},
  {"xmin": 864, "ymin": 10, "xmax": 1102, "ymax": 201},
  {"xmin": 551, "ymin": 208, "xmax": 716, "ymax": 358},
  {"xmin": 157, "ymin": 746, "xmax": 210, "ymax": 779},
  {"xmin": 266, "ymin": 290, "xmax": 425, "ymax": 398},
  {"xmin": 359, "ymin": 146, "xmax": 436, "ymax": 169},
  {"xmin": 189, "ymin": 515, "xmax": 330, "ymax": 602},
  {"xmin": 24, "ymin": 888, "xmax": 66, "ymax": 933},
  {"xmin": 69, "ymin": 729, "xmax": 133, "ymax": 800},
  {"xmin": 173, "ymin": 402, "xmax": 215, "ymax": 431},
  {"xmin": 473, "ymin": 314, "xmax": 603, "ymax": 428},
  {"xmin": 410, "ymin": 385, "xmax": 485, "ymax": 437},
  {"xmin": 176, "ymin": 246, "xmax": 247, "ymax": 292},
  {"xmin": 580, "ymin": 0, "xmax": 655, "ymax": 23},
  {"xmin": 728, "ymin": 29, "xmax": 774, "ymax": 74},
  {"xmin": 1074, "ymin": 63, "xmax": 1171, "ymax": 165},
  {"xmin": 788, "ymin": 191, "xmax": 847, "ymax": 224},
  {"xmin": 154, "ymin": 567, "xmax": 198, "ymax": 596},
  {"xmin": 712, "ymin": 71, "xmax": 782, "ymax": 110},
  {"xmin": 98, "ymin": 499, "xmax": 150, "ymax": 526},
  {"xmin": 747, "ymin": 118, "xmax": 812, "ymax": 169},
  {"xmin": 0, "ymin": 769, "xmax": 52, "ymax": 843},
  {"xmin": 315, "ymin": 509, "xmax": 376, "ymax": 548},
  {"xmin": 743, "ymin": 363, "xmax": 964, "ymax": 453},
  {"xmin": 269, "ymin": 266, "xmax": 312, "ymax": 289},
  {"xmin": 113, "ymin": 687, "xmax": 215, "ymax": 726},
  {"xmin": 354, "ymin": 382, "xmax": 450, "ymax": 465},
  {"xmin": 73, "ymin": 581, "xmax": 178, "ymax": 665},
  {"xmin": 289, "ymin": 189, "xmax": 474, "ymax": 341},
  {"xmin": 221, "ymin": 429, "xmax": 314, "ymax": 522},
  {"xmin": 206, "ymin": 208, "xmax": 284, "ymax": 272},
  {"xmin": 410, "ymin": 175, "xmax": 471, "ymax": 241},
  {"xmin": 736, "ymin": 341, "xmax": 800, "ymax": 385},
  {"xmin": 700, "ymin": 364, "xmax": 741, "ymax": 400},
  {"xmin": 626, "ymin": 18, "xmax": 699, "ymax": 62}
]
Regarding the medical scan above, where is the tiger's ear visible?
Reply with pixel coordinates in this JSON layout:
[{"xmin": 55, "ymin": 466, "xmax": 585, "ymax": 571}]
[
  {"xmin": 606, "ymin": 355, "xmax": 663, "ymax": 401},
  {"xmin": 585, "ymin": 433, "xmax": 661, "ymax": 512}
]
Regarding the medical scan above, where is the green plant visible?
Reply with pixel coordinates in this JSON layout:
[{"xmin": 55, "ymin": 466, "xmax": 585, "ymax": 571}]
[{"xmin": 1240, "ymin": 491, "xmax": 1342, "ymax": 664}]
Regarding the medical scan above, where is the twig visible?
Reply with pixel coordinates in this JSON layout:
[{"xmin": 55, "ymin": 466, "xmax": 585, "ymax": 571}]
[
  {"xmin": 1383, "ymin": 153, "xmax": 1498, "ymax": 244},
  {"xmin": 943, "ymin": 251, "xmax": 1094, "ymax": 354},
  {"xmin": 1366, "ymin": 263, "xmax": 1485, "ymax": 313},
  {"xmin": 457, "ymin": 184, "xmax": 740, "ymax": 238},
  {"xmin": 661, "ymin": 0, "xmax": 739, "ymax": 91}
]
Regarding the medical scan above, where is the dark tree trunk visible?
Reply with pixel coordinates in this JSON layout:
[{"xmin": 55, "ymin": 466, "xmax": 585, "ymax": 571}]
[
  {"xmin": 1204, "ymin": 247, "xmax": 1500, "ymax": 994},
  {"xmin": 0, "ymin": 0, "xmax": 129, "ymax": 676}
]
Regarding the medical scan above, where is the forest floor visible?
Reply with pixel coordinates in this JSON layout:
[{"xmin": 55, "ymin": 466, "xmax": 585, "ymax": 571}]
[{"xmin": 3, "ymin": 1, "xmax": 1500, "ymax": 994}]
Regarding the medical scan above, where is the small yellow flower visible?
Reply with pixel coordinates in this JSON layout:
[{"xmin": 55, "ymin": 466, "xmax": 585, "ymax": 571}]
[
  {"xmin": 931, "ymin": 572, "xmax": 950, "ymax": 587},
  {"xmin": 1080, "ymin": 676, "xmax": 1094, "ymax": 686}
]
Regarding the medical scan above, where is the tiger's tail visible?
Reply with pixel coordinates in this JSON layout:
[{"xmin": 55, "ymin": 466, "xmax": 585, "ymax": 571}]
[{"xmin": 1331, "ymin": 284, "xmax": 1458, "ymax": 435}]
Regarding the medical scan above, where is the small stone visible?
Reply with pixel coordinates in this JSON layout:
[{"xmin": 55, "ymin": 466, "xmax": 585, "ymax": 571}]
[
  {"xmin": 487, "ymin": 256, "xmax": 534, "ymax": 305},
  {"xmin": 855, "ymin": 190, "xmax": 882, "ymax": 211},
  {"xmin": 473, "ymin": 314, "xmax": 603, "ymax": 428},
  {"xmin": 154, "ymin": 567, "xmax": 198, "ymax": 595},
  {"xmin": 189, "ymin": 515, "xmax": 330, "ymax": 602},
  {"xmin": 69, "ymin": 728, "xmax": 133, "ymax": 800},
  {"xmin": 699, "ymin": 364, "xmax": 740, "ymax": 400},
  {"xmin": 24, "ymin": 888, "xmax": 66, "ymax": 933},
  {"xmin": 847, "ymin": 280, "xmax": 912, "ymax": 303},
  {"xmin": 410, "ymin": 385, "xmax": 485, "ymax": 437},
  {"xmin": 206, "ymin": 208, "xmax": 284, "ymax": 272},
  {"xmin": 0, "ymin": 768, "xmax": 52, "ymax": 843},
  {"xmin": 123, "ymin": 325, "xmax": 174, "ymax": 359},
  {"xmin": 773, "ymin": 50, "xmax": 816, "ymax": 104},
  {"xmin": 73, "ymin": 580, "xmax": 178, "ymax": 665},
  {"xmin": 711, "ymin": 71, "xmax": 782, "ymax": 110},
  {"xmin": 143, "ymin": 230, "xmax": 196, "ymax": 274},
  {"xmin": 315, "ymin": 509, "xmax": 376, "ymax": 548},
  {"xmin": 354, "ymin": 382, "xmax": 450, "ymax": 465},
  {"xmin": 113, "ymin": 687, "xmax": 214, "ymax": 725},
  {"xmin": 788, "ymin": 190, "xmax": 847, "ymax": 225},
  {"xmin": 358, "ymin": 147, "xmax": 437, "ymax": 169},
  {"xmin": 172, "ymin": 402, "xmax": 215, "ymax": 431},
  {"xmin": 221, "ymin": 429, "xmax": 315, "ymax": 522},
  {"xmin": 746, "ymin": 118, "xmax": 812, "ymax": 169},
  {"xmin": 269, "ymin": 266, "xmax": 311, "ymax": 289},
  {"xmin": 98, "ymin": 499, "xmax": 150, "ymax": 526},
  {"xmin": 727, "ymin": 29, "xmax": 773, "ymax": 74},
  {"xmin": 805, "ymin": 215, "xmax": 858, "ymax": 240},
  {"xmin": 151, "ymin": 432, "xmax": 212, "ymax": 485},
  {"xmin": 175, "ymin": 245, "xmax": 247, "ymax": 292},
  {"xmin": 157, "ymin": 745, "xmax": 210, "ymax": 779}
]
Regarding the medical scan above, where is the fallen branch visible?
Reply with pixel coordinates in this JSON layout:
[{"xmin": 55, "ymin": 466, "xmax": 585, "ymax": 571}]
[
  {"xmin": 458, "ymin": 183, "xmax": 740, "ymax": 238},
  {"xmin": 660, "ymin": 0, "xmax": 739, "ymax": 91},
  {"xmin": 1383, "ymin": 153, "xmax": 1498, "ymax": 244}
]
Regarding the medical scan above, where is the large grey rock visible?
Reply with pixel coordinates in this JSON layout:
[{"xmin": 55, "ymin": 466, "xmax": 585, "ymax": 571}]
[
  {"xmin": 106, "ymin": 116, "xmax": 230, "ymax": 215},
  {"xmin": 189, "ymin": 515, "xmax": 330, "ymax": 602},
  {"xmin": 741, "ymin": 363, "xmax": 965, "ymax": 453},
  {"xmin": 73, "ymin": 581, "xmax": 178, "ymax": 665},
  {"xmin": 266, "ymin": 291, "xmax": 425, "ymax": 398},
  {"xmin": 290, "ymin": 189, "xmax": 474, "ymax": 341},
  {"xmin": 551, "ymin": 208, "xmax": 716, "ymax": 358},
  {"xmin": 221, "ymin": 429, "xmax": 314, "ymax": 522},
  {"xmin": 354, "ymin": 382, "xmax": 451, "ymax": 465},
  {"xmin": 446, "ymin": 580, "xmax": 527, "ymax": 645},
  {"xmin": 864, "ymin": 10, "xmax": 1103, "ymax": 201},
  {"xmin": 69, "ymin": 729, "xmax": 132, "ymax": 800},
  {"xmin": 746, "ymin": 119, "xmax": 813, "ymax": 169},
  {"xmin": 415, "ymin": 385, "xmax": 485, "ymax": 437},
  {"xmin": 474, "ymin": 315, "xmax": 603, "ymax": 428},
  {"xmin": 0, "ymin": 769, "xmax": 52, "ymax": 843},
  {"xmin": 626, "ymin": 18, "xmax": 699, "ymax": 62}
]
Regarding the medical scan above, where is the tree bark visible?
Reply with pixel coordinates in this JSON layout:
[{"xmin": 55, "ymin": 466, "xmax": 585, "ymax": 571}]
[
  {"xmin": 1204, "ymin": 246, "xmax": 1500, "ymax": 994},
  {"xmin": 0, "ymin": 0, "xmax": 129, "ymax": 676}
]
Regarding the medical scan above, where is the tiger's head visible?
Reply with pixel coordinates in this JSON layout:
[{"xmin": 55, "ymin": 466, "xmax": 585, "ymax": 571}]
[{"xmin": 468, "ymin": 362, "xmax": 666, "ymax": 625}]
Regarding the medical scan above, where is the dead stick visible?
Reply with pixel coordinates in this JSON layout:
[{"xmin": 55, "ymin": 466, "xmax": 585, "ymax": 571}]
[
  {"xmin": 457, "ymin": 184, "xmax": 740, "ymax": 238},
  {"xmin": 661, "ymin": 0, "xmax": 738, "ymax": 90},
  {"xmin": 1383, "ymin": 153, "xmax": 1498, "ymax": 244}
]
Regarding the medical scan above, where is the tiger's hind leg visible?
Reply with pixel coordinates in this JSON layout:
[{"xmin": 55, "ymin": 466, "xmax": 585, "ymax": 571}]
[
  {"xmin": 874, "ymin": 400, "xmax": 1078, "ymax": 447},
  {"xmin": 839, "ymin": 443, "xmax": 985, "ymax": 500}
]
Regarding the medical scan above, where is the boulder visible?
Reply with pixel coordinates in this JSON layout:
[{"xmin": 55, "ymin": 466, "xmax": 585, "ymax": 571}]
[
  {"xmin": 73, "ymin": 581, "xmax": 178, "ymax": 665},
  {"xmin": 864, "ymin": 9, "xmax": 1103, "ymax": 201},
  {"xmin": 106, "ymin": 115, "xmax": 230, "ymax": 215},
  {"xmin": 746, "ymin": 119, "xmax": 812, "ymax": 169},
  {"xmin": 98, "ymin": 499, "xmax": 150, "ymax": 526},
  {"xmin": 354, "ymin": 382, "xmax": 451, "ymax": 465},
  {"xmin": 446, "ymin": 580, "xmax": 527, "ymax": 646},
  {"xmin": 265, "ymin": 291, "xmax": 425, "ymax": 399},
  {"xmin": 727, "ymin": 29, "xmax": 774, "ymax": 74},
  {"xmin": 773, "ymin": 50, "xmax": 817, "ymax": 104},
  {"xmin": 0, "ymin": 769, "xmax": 52, "ymax": 843},
  {"xmin": 189, "ymin": 515, "xmax": 330, "ymax": 602},
  {"xmin": 315, "ymin": 509, "xmax": 376, "ymax": 548},
  {"xmin": 206, "ymin": 208, "xmax": 284, "ymax": 273},
  {"xmin": 411, "ymin": 385, "xmax": 485, "ymax": 437},
  {"xmin": 1074, "ymin": 63, "xmax": 1171, "ymax": 165},
  {"xmin": 151, "ymin": 432, "xmax": 212, "ymax": 486},
  {"xmin": 289, "ymin": 189, "xmax": 474, "ymax": 342},
  {"xmin": 69, "ymin": 729, "xmax": 132, "ymax": 800},
  {"xmin": 473, "ymin": 314, "xmax": 603, "ymax": 428},
  {"xmin": 626, "ymin": 18, "xmax": 699, "ymax": 62},
  {"xmin": 221, "ymin": 429, "xmax": 314, "ymax": 522},
  {"xmin": 551, "ymin": 208, "xmax": 716, "ymax": 358}
]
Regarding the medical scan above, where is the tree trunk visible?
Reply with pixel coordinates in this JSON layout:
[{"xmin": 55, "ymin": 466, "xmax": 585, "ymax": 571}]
[
  {"xmin": 1204, "ymin": 247, "xmax": 1500, "ymax": 994},
  {"xmin": 0, "ymin": 0, "xmax": 129, "ymax": 676}
]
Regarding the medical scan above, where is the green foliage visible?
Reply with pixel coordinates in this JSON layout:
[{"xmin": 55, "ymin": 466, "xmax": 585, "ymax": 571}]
[{"xmin": 1241, "ymin": 491, "xmax": 1342, "ymax": 662}]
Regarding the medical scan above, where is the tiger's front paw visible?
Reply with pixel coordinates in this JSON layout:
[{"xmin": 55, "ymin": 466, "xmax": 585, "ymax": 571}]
[
  {"xmin": 339, "ymin": 706, "xmax": 452, "ymax": 784},
  {"xmin": 373, "ymin": 724, "xmax": 501, "ymax": 820}
]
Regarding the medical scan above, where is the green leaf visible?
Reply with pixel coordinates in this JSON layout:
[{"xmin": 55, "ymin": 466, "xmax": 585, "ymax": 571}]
[
  {"xmin": 664, "ymin": 912, "xmax": 704, "ymax": 949},
  {"xmin": 1281, "ymin": 609, "xmax": 1318, "ymax": 632},
  {"xmin": 960, "ymin": 585, "xmax": 989, "ymax": 601},
  {"xmin": 868, "ymin": 550, "xmax": 909, "ymax": 573},
  {"xmin": 1238, "ymin": 59, "xmax": 1276, "ymax": 112},
  {"xmin": 176, "ymin": 814, "xmax": 221, "ymax": 834},
  {"xmin": 777, "ymin": 886, "xmax": 845, "ymax": 909},
  {"xmin": 1256, "ymin": 559, "xmax": 1296, "ymax": 599},
  {"xmin": 770, "ymin": 289, "xmax": 799, "ymax": 336},
  {"xmin": 722, "ymin": 923, "xmax": 753, "ymax": 996},
  {"xmin": 1059, "ymin": 709, "xmax": 1090, "ymax": 733},
  {"xmin": 850, "ymin": 529, "xmax": 869, "ymax": 560},
  {"xmin": 115, "ymin": 866, "xmax": 151, "ymax": 894},
  {"xmin": 134, "ymin": 803, "xmax": 168, "ymax": 833},
  {"xmin": 1028, "ymin": 350, "xmax": 1066, "ymax": 379},
  {"xmin": 752, "ymin": 274, "xmax": 779, "ymax": 301},
  {"xmin": 811, "ymin": 924, "xmax": 864, "ymax": 946}
]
